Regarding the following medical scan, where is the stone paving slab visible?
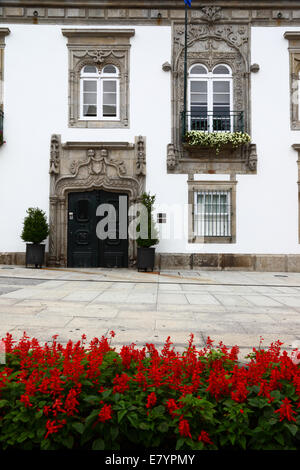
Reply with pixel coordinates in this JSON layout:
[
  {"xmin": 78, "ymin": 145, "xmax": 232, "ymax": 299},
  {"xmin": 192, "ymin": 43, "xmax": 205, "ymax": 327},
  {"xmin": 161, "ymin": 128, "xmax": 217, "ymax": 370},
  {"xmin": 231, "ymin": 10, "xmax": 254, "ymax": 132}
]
[{"xmin": 1, "ymin": 265, "xmax": 300, "ymax": 360}]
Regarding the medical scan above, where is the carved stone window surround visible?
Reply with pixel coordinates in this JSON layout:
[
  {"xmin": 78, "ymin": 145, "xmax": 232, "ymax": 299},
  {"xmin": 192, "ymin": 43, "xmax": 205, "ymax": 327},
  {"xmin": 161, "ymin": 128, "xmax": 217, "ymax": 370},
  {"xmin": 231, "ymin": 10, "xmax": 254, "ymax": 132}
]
[
  {"xmin": 188, "ymin": 177, "xmax": 237, "ymax": 244},
  {"xmin": 168, "ymin": 14, "xmax": 258, "ymax": 175},
  {"xmin": 0, "ymin": 28, "xmax": 10, "ymax": 110},
  {"xmin": 284, "ymin": 32, "xmax": 300, "ymax": 130},
  {"xmin": 62, "ymin": 28, "xmax": 135, "ymax": 128}
]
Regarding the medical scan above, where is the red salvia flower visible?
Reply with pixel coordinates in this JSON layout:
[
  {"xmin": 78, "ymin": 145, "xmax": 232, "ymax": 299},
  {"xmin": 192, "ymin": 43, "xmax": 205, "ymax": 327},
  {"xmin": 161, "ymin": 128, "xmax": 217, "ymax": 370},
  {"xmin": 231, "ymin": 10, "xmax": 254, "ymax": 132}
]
[
  {"xmin": 275, "ymin": 397, "xmax": 297, "ymax": 422},
  {"xmin": 20, "ymin": 394, "xmax": 32, "ymax": 408},
  {"xmin": 146, "ymin": 392, "xmax": 157, "ymax": 409},
  {"xmin": 98, "ymin": 404, "xmax": 113, "ymax": 423},
  {"xmin": 44, "ymin": 419, "xmax": 66, "ymax": 439},
  {"xmin": 166, "ymin": 398, "xmax": 180, "ymax": 418},
  {"xmin": 113, "ymin": 373, "xmax": 130, "ymax": 394},
  {"xmin": 178, "ymin": 419, "xmax": 192, "ymax": 439},
  {"xmin": 198, "ymin": 430, "xmax": 213, "ymax": 445},
  {"xmin": 64, "ymin": 388, "xmax": 80, "ymax": 416}
]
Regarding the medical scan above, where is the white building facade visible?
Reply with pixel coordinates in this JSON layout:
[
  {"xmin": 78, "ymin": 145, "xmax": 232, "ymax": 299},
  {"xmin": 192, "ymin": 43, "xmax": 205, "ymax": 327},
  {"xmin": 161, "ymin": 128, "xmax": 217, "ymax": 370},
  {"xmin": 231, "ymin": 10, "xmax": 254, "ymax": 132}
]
[{"xmin": 1, "ymin": 0, "xmax": 300, "ymax": 271}]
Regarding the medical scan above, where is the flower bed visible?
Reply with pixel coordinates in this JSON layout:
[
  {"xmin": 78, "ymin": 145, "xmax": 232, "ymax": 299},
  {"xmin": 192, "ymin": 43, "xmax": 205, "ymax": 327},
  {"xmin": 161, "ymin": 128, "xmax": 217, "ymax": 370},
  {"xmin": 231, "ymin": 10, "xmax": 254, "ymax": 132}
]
[
  {"xmin": 0, "ymin": 332, "xmax": 300, "ymax": 450},
  {"xmin": 184, "ymin": 131, "xmax": 251, "ymax": 154}
]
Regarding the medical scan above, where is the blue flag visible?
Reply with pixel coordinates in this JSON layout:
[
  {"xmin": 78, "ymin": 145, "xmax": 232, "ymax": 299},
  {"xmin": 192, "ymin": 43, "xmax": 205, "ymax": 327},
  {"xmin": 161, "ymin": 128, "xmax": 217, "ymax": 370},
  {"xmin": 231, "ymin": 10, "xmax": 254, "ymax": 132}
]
[{"xmin": 184, "ymin": 0, "xmax": 192, "ymax": 6}]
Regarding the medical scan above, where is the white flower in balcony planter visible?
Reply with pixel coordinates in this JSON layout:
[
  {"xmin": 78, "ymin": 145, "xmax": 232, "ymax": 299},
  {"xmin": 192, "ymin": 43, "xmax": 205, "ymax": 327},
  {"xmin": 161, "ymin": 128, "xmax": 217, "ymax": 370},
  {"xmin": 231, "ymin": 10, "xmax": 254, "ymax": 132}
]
[{"xmin": 185, "ymin": 131, "xmax": 251, "ymax": 154}]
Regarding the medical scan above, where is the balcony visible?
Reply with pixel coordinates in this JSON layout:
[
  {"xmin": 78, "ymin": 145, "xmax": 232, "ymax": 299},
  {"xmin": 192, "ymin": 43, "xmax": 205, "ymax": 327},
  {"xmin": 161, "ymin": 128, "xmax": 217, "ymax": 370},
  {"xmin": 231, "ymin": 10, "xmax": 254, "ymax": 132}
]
[
  {"xmin": 181, "ymin": 110, "xmax": 245, "ymax": 140},
  {"xmin": 0, "ymin": 110, "xmax": 3, "ymax": 146}
]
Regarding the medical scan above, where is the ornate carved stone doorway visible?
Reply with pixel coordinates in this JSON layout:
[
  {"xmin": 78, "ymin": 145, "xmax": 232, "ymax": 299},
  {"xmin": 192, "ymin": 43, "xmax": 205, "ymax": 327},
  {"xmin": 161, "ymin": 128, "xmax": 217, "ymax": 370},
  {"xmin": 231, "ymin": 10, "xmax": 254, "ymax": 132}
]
[{"xmin": 48, "ymin": 135, "xmax": 146, "ymax": 267}]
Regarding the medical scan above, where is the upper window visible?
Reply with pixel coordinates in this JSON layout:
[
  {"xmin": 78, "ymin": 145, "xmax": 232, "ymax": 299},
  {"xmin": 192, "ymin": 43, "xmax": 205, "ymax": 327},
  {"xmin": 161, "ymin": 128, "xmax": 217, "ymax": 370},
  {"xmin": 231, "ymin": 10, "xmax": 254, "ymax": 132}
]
[
  {"xmin": 188, "ymin": 63, "xmax": 233, "ymax": 132},
  {"xmin": 62, "ymin": 28, "xmax": 135, "ymax": 129},
  {"xmin": 80, "ymin": 65, "xmax": 120, "ymax": 120}
]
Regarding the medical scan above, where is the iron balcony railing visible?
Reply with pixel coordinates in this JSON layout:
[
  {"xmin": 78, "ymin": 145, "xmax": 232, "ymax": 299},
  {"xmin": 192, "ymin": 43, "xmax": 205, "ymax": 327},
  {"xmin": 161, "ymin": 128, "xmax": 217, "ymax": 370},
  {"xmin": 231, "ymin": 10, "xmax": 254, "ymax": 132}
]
[
  {"xmin": 181, "ymin": 110, "xmax": 244, "ymax": 139},
  {"xmin": 0, "ymin": 110, "xmax": 3, "ymax": 146}
]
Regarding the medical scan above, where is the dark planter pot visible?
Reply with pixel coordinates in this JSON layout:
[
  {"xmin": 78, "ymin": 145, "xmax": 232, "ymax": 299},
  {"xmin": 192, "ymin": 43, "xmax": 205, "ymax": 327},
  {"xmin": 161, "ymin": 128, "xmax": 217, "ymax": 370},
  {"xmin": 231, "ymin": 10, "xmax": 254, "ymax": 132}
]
[
  {"xmin": 25, "ymin": 243, "xmax": 45, "ymax": 268},
  {"xmin": 137, "ymin": 247, "xmax": 155, "ymax": 272}
]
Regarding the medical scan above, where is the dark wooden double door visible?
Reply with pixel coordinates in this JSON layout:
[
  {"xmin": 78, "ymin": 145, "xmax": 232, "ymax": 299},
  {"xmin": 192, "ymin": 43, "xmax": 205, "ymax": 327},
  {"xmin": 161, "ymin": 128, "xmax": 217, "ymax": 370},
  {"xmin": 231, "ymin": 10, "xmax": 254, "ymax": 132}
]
[{"xmin": 67, "ymin": 190, "xmax": 128, "ymax": 268}]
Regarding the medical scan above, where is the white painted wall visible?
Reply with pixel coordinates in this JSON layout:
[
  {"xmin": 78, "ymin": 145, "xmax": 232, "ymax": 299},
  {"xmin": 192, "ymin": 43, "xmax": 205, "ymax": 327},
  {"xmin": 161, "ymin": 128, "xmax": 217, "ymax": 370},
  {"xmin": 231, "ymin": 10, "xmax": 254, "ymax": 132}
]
[
  {"xmin": 0, "ymin": 24, "xmax": 299, "ymax": 255},
  {"xmin": 0, "ymin": 24, "xmax": 173, "ymax": 252}
]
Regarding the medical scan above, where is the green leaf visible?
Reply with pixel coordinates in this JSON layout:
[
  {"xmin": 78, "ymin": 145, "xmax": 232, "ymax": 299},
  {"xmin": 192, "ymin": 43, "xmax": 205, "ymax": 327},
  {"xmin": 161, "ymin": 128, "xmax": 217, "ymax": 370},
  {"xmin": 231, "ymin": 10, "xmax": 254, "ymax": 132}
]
[
  {"xmin": 102, "ymin": 389, "xmax": 112, "ymax": 400},
  {"xmin": 158, "ymin": 422, "xmax": 169, "ymax": 433},
  {"xmin": 239, "ymin": 436, "xmax": 247, "ymax": 450},
  {"xmin": 176, "ymin": 437, "xmax": 185, "ymax": 450},
  {"xmin": 35, "ymin": 409, "xmax": 43, "ymax": 419},
  {"xmin": 72, "ymin": 422, "xmax": 84, "ymax": 435},
  {"xmin": 220, "ymin": 434, "xmax": 228, "ymax": 446},
  {"xmin": 274, "ymin": 433, "xmax": 285, "ymax": 446},
  {"xmin": 85, "ymin": 409, "xmax": 99, "ymax": 428},
  {"xmin": 41, "ymin": 439, "xmax": 51, "ymax": 450},
  {"xmin": 127, "ymin": 413, "xmax": 138, "ymax": 428},
  {"xmin": 117, "ymin": 410, "xmax": 127, "ymax": 423},
  {"xmin": 139, "ymin": 422, "xmax": 150, "ymax": 430},
  {"xmin": 83, "ymin": 395, "xmax": 99, "ymax": 404},
  {"xmin": 284, "ymin": 423, "xmax": 298, "ymax": 437},
  {"xmin": 270, "ymin": 390, "xmax": 281, "ymax": 401},
  {"xmin": 61, "ymin": 435, "xmax": 74, "ymax": 449},
  {"xmin": 110, "ymin": 426, "xmax": 119, "ymax": 441},
  {"xmin": 92, "ymin": 438, "xmax": 105, "ymax": 450},
  {"xmin": 0, "ymin": 400, "xmax": 9, "ymax": 408}
]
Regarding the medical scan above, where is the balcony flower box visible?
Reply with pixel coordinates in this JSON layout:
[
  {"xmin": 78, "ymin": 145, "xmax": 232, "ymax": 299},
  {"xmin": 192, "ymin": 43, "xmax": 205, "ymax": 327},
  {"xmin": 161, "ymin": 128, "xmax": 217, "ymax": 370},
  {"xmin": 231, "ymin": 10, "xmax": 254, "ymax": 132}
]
[{"xmin": 183, "ymin": 131, "xmax": 251, "ymax": 156}]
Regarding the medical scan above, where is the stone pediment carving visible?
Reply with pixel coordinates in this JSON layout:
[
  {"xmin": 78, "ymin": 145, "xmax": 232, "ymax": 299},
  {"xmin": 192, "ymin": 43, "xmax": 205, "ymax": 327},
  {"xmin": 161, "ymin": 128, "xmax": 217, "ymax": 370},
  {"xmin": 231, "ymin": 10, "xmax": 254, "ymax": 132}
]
[
  {"xmin": 201, "ymin": 7, "xmax": 222, "ymax": 24},
  {"xmin": 69, "ymin": 148, "xmax": 127, "ymax": 179}
]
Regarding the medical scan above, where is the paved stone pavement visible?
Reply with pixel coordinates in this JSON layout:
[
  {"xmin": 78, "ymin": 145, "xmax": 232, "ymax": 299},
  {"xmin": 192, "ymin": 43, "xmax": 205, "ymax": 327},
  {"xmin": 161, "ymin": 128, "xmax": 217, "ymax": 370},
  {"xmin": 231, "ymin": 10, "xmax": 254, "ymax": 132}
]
[{"xmin": 1, "ymin": 265, "xmax": 300, "ymax": 361}]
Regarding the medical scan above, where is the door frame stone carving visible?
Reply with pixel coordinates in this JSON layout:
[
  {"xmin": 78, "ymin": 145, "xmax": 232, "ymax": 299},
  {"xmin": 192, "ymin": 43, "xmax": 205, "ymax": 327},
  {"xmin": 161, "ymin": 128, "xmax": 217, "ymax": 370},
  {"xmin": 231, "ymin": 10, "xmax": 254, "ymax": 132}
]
[{"xmin": 49, "ymin": 135, "xmax": 146, "ymax": 267}]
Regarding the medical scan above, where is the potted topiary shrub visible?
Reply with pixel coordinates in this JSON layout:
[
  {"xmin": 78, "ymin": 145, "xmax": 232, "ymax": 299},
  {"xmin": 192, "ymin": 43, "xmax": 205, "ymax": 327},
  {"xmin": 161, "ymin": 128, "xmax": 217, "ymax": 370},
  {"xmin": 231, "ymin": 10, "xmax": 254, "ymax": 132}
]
[
  {"xmin": 136, "ymin": 192, "xmax": 159, "ymax": 272},
  {"xmin": 21, "ymin": 207, "xmax": 49, "ymax": 268}
]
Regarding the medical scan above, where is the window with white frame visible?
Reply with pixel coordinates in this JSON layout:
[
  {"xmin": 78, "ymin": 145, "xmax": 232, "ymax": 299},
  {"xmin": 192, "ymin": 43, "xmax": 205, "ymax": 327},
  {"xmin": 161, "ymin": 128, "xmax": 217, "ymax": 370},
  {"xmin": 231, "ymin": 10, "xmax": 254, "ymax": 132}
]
[
  {"xmin": 188, "ymin": 64, "xmax": 233, "ymax": 132},
  {"xmin": 80, "ymin": 64, "xmax": 120, "ymax": 120},
  {"xmin": 194, "ymin": 190, "xmax": 231, "ymax": 237}
]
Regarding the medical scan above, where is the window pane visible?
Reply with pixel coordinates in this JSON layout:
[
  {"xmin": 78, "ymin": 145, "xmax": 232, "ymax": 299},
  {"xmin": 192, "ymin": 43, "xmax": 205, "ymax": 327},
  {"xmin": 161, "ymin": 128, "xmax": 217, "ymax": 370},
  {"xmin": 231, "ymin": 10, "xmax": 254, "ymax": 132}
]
[
  {"xmin": 191, "ymin": 106, "xmax": 207, "ymax": 115},
  {"xmin": 83, "ymin": 81, "xmax": 97, "ymax": 92},
  {"xmin": 103, "ymin": 65, "xmax": 117, "ymax": 74},
  {"xmin": 103, "ymin": 81, "xmax": 116, "ymax": 92},
  {"xmin": 103, "ymin": 93, "xmax": 117, "ymax": 105},
  {"xmin": 83, "ymin": 65, "xmax": 97, "ymax": 73},
  {"xmin": 213, "ymin": 81, "xmax": 230, "ymax": 92},
  {"xmin": 190, "ymin": 65, "xmax": 207, "ymax": 74},
  {"xmin": 197, "ymin": 194, "xmax": 204, "ymax": 206},
  {"xmin": 213, "ymin": 106, "xmax": 230, "ymax": 113},
  {"xmin": 191, "ymin": 93, "xmax": 207, "ymax": 103},
  {"xmin": 213, "ymin": 65, "xmax": 230, "ymax": 74},
  {"xmin": 83, "ymin": 92, "xmax": 97, "ymax": 105},
  {"xmin": 83, "ymin": 105, "xmax": 97, "ymax": 116},
  {"xmin": 103, "ymin": 104, "xmax": 117, "ymax": 116},
  {"xmin": 213, "ymin": 93, "xmax": 230, "ymax": 104},
  {"xmin": 191, "ymin": 81, "xmax": 207, "ymax": 92}
]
